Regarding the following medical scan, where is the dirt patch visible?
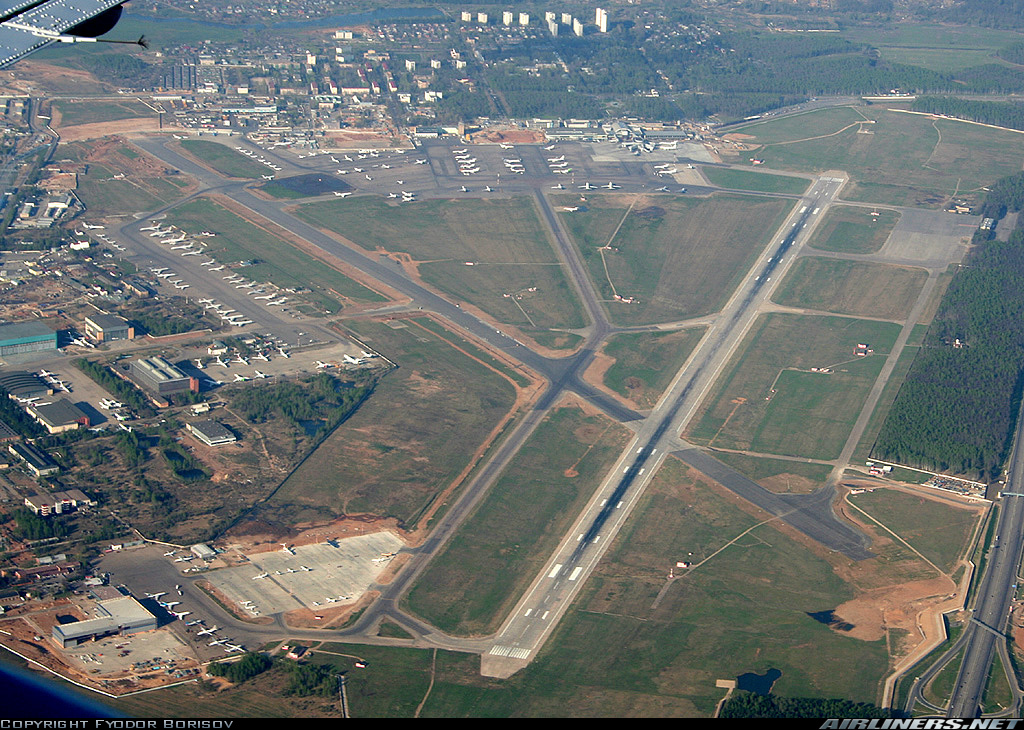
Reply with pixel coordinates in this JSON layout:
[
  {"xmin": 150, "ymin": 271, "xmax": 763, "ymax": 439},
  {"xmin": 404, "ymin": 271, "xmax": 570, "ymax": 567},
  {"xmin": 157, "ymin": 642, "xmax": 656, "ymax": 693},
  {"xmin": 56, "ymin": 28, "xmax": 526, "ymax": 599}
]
[
  {"xmin": 831, "ymin": 576, "xmax": 956, "ymax": 643},
  {"xmin": 470, "ymin": 128, "xmax": 547, "ymax": 145},
  {"xmin": 580, "ymin": 348, "xmax": 646, "ymax": 411},
  {"xmin": 59, "ymin": 119, "xmax": 165, "ymax": 142},
  {"xmin": 757, "ymin": 472, "xmax": 822, "ymax": 495}
]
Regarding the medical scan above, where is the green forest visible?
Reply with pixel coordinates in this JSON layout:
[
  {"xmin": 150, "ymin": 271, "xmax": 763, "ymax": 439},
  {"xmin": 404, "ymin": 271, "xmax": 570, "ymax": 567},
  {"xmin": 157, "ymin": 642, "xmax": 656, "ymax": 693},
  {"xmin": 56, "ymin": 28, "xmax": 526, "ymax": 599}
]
[{"xmin": 872, "ymin": 173, "xmax": 1024, "ymax": 479}]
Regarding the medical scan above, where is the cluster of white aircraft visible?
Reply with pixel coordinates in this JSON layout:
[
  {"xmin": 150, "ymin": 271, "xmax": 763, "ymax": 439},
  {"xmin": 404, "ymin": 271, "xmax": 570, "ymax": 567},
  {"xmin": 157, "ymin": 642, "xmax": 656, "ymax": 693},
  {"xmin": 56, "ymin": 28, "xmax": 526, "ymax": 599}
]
[
  {"xmin": 547, "ymin": 155, "xmax": 571, "ymax": 174},
  {"xmin": 453, "ymin": 149, "xmax": 481, "ymax": 176},
  {"xmin": 76, "ymin": 226, "xmax": 126, "ymax": 252},
  {"xmin": 98, "ymin": 398, "xmax": 124, "ymax": 410},
  {"xmin": 234, "ymin": 145, "xmax": 281, "ymax": 172},
  {"xmin": 653, "ymin": 163, "xmax": 679, "ymax": 176},
  {"xmin": 37, "ymin": 370, "xmax": 70, "ymax": 393},
  {"xmin": 502, "ymin": 157, "xmax": 525, "ymax": 175}
]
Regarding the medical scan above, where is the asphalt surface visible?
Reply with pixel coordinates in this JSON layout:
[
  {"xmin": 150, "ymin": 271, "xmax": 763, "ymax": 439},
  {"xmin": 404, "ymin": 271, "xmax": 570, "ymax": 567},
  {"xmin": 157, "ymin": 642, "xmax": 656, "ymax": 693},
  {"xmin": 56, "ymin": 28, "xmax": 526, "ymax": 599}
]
[{"xmin": 116, "ymin": 136, "xmax": 876, "ymax": 663}]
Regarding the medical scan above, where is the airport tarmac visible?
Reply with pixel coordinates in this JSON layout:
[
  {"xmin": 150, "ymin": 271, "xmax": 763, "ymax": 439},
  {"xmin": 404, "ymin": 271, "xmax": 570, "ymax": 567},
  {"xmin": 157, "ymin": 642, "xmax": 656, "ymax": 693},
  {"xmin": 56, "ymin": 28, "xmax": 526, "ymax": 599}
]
[{"xmin": 206, "ymin": 532, "xmax": 405, "ymax": 615}]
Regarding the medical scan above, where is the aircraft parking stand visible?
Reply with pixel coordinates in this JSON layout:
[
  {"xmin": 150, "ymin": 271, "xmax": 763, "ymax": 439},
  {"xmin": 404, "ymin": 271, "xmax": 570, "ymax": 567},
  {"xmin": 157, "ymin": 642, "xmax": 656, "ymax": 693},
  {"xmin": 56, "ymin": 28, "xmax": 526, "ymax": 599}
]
[{"xmin": 206, "ymin": 532, "xmax": 405, "ymax": 615}]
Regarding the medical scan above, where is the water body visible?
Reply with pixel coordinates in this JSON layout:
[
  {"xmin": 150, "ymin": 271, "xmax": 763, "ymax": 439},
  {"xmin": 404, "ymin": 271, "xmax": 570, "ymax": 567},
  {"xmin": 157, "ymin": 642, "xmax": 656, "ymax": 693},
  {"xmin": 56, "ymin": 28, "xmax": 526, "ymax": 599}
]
[
  {"xmin": 735, "ymin": 667, "xmax": 782, "ymax": 695},
  {"xmin": 128, "ymin": 6, "xmax": 445, "ymax": 32},
  {"xmin": 0, "ymin": 659, "xmax": 122, "ymax": 717}
]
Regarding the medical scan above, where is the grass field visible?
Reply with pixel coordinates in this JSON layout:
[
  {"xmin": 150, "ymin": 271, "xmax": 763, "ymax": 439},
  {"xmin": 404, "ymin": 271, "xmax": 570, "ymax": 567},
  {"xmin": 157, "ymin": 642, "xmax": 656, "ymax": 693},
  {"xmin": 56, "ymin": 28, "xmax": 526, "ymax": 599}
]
[
  {"xmin": 52, "ymin": 99, "xmax": 155, "ymax": 126},
  {"xmin": 57, "ymin": 141, "xmax": 191, "ymax": 217},
  {"xmin": 405, "ymin": 401, "xmax": 632, "ymax": 635},
  {"xmin": 733, "ymin": 107, "xmax": 1024, "ymax": 208},
  {"xmin": 179, "ymin": 139, "xmax": 269, "ymax": 179},
  {"xmin": 103, "ymin": 456, "xmax": 965, "ymax": 717},
  {"xmin": 688, "ymin": 313, "xmax": 902, "ymax": 461},
  {"xmin": 266, "ymin": 317, "xmax": 519, "ymax": 529},
  {"xmin": 808, "ymin": 206, "xmax": 900, "ymax": 254},
  {"xmin": 165, "ymin": 197, "xmax": 384, "ymax": 312},
  {"xmin": 296, "ymin": 197, "xmax": 586, "ymax": 337},
  {"xmin": 557, "ymin": 193, "xmax": 795, "ymax": 325},
  {"xmin": 600, "ymin": 328, "xmax": 706, "ymax": 408},
  {"xmin": 842, "ymin": 24, "xmax": 1024, "ymax": 73},
  {"xmin": 853, "ymin": 346, "xmax": 920, "ymax": 464},
  {"xmin": 848, "ymin": 488, "xmax": 982, "ymax": 574},
  {"xmin": 700, "ymin": 167, "xmax": 810, "ymax": 195},
  {"xmin": 772, "ymin": 258, "xmax": 928, "ymax": 320}
]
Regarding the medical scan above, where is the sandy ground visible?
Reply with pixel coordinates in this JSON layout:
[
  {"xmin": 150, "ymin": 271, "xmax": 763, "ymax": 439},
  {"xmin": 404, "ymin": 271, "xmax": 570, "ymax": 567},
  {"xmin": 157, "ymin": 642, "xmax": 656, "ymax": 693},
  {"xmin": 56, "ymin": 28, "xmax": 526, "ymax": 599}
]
[{"xmin": 57, "ymin": 118, "xmax": 166, "ymax": 142}]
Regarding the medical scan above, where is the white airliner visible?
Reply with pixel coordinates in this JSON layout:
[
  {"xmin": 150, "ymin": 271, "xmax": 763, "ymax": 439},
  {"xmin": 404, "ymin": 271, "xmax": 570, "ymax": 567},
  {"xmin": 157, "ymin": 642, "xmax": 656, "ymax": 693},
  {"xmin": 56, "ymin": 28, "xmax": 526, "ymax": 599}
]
[
  {"xmin": 145, "ymin": 592, "xmax": 166, "ymax": 599},
  {"xmin": 278, "ymin": 348, "xmax": 290, "ymax": 358},
  {"xmin": 547, "ymin": 155, "xmax": 564, "ymax": 162},
  {"xmin": 170, "ymin": 610, "xmax": 191, "ymax": 620},
  {"xmin": 499, "ymin": 143, "xmax": 513, "ymax": 149},
  {"xmin": 252, "ymin": 573, "xmax": 269, "ymax": 580},
  {"xmin": 316, "ymin": 361, "xmax": 333, "ymax": 369},
  {"xmin": 562, "ymin": 206, "xmax": 580, "ymax": 212},
  {"xmin": 415, "ymin": 159, "xmax": 427, "ymax": 164},
  {"xmin": 604, "ymin": 182, "xmax": 620, "ymax": 190},
  {"xmin": 452, "ymin": 148, "xmax": 467, "ymax": 154},
  {"xmin": 579, "ymin": 182, "xmax": 596, "ymax": 190},
  {"xmin": 197, "ymin": 626, "xmax": 219, "ymax": 636},
  {"xmin": 225, "ymin": 644, "xmax": 245, "ymax": 654},
  {"xmin": 233, "ymin": 374, "xmax": 249, "ymax": 383},
  {"xmin": 551, "ymin": 183, "xmax": 564, "ymax": 190},
  {"xmin": 334, "ymin": 191, "xmax": 352, "ymax": 197},
  {"xmin": 484, "ymin": 186, "xmax": 494, "ymax": 193},
  {"xmin": 460, "ymin": 186, "xmax": 468, "ymax": 192},
  {"xmin": 343, "ymin": 355, "xmax": 365, "ymax": 365},
  {"xmin": 253, "ymin": 370, "xmax": 268, "ymax": 379}
]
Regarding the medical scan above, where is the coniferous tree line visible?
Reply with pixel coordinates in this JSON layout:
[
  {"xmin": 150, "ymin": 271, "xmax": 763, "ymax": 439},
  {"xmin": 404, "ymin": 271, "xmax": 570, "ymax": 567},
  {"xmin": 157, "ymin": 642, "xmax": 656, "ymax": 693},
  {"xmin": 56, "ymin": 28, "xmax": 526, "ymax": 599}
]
[
  {"xmin": 871, "ymin": 173, "xmax": 1024, "ymax": 479},
  {"xmin": 911, "ymin": 96, "xmax": 1024, "ymax": 133},
  {"xmin": 720, "ymin": 691, "xmax": 896, "ymax": 718}
]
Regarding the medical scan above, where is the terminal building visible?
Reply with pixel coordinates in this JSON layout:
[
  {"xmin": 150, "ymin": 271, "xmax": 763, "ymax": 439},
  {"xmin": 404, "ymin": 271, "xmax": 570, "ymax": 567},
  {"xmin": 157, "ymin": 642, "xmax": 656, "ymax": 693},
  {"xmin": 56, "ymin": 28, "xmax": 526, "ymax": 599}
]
[
  {"xmin": 130, "ymin": 357, "xmax": 198, "ymax": 396},
  {"xmin": 83, "ymin": 314, "xmax": 134, "ymax": 344},
  {"xmin": 51, "ymin": 596, "xmax": 157, "ymax": 649},
  {"xmin": 0, "ymin": 322, "xmax": 58, "ymax": 357}
]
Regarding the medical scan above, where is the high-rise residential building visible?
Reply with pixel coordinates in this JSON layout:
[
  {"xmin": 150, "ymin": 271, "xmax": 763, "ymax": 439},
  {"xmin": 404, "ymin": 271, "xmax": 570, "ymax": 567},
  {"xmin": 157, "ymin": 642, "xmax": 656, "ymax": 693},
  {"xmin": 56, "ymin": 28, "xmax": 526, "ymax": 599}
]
[
  {"xmin": 519, "ymin": 12, "xmax": 530, "ymax": 26},
  {"xmin": 573, "ymin": 18, "xmax": 584, "ymax": 36},
  {"xmin": 503, "ymin": 11, "xmax": 513, "ymax": 25},
  {"xmin": 596, "ymin": 7, "xmax": 608, "ymax": 32}
]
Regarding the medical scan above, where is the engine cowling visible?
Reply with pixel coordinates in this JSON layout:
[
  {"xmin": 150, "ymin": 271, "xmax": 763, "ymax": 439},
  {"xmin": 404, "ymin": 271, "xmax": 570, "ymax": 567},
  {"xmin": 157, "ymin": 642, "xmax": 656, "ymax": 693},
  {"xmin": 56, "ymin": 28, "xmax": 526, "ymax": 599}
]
[{"xmin": 67, "ymin": 3, "xmax": 123, "ymax": 38}]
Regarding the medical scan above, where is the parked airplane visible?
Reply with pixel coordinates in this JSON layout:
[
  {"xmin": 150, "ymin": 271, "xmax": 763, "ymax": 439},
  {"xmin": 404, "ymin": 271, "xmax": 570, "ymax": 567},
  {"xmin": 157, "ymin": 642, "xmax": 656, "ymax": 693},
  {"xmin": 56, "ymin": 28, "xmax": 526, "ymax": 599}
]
[
  {"xmin": 562, "ymin": 206, "xmax": 580, "ymax": 212},
  {"xmin": 484, "ymin": 186, "xmax": 494, "ymax": 192},
  {"xmin": 253, "ymin": 370, "xmax": 268, "ymax": 379},
  {"xmin": 316, "ymin": 361, "xmax": 333, "ymax": 369},
  {"xmin": 224, "ymin": 644, "xmax": 245, "ymax": 654},
  {"xmin": 170, "ymin": 610, "xmax": 191, "ymax": 620},
  {"xmin": 603, "ymin": 182, "xmax": 620, "ymax": 190},
  {"xmin": 460, "ymin": 186, "xmax": 468, "ymax": 192},
  {"xmin": 579, "ymin": 182, "xmax": 596, "ymax": 190},
  {"xmin": 277, "ymin": 348, "xmax": 290, "ymax": 358},
  {"xmin": 551, "ymin": 183, "xmax": 564, "ymax": 190},
  {"xmin": 197, "ymin": 626, "xmax": 219, "ymax": 636},
  {"xmin": 548, "ymin": 155, "xmax": 565, "ymax": 162},
  {"xmin": 343, "ymin": 355, "xmax": 365, "ymax": 365},
  {"xmin": 333, "ymin": 191, "xmax": 352, "ymax": 198},
  {"xmin": 252, "ymin": 573, "xmax": 269, "ymax": 580},
  {"xmin": 499, "ymin": 143, "xmax": 514, "ymax": 149},
  {"xmin": 233, "ymin": 374, "xmax": 249, "ymax": 383},
  {"xmin": 145, "ymin": 592, "xmax": 166, "ymax": 599}
]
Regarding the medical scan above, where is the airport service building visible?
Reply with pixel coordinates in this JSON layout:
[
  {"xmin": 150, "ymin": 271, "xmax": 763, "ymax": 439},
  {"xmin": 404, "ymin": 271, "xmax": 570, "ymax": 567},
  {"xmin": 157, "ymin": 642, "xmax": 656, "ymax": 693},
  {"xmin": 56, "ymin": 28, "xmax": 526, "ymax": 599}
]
[
  {"xmin": 51, "ymin": 596, "xmax": 156, "ymax": 648},
  {"xmin": 0, "ymin": 322, "xmax": 58, "ymax": 356}
]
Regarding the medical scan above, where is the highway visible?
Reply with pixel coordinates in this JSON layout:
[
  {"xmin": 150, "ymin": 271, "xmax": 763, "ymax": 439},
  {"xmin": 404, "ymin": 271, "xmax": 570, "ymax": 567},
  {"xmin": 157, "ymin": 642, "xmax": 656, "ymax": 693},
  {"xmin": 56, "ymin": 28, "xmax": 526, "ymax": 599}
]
[{"xmin": 913, "ymin": 391, "xmax": 1024, "ymax": 717}]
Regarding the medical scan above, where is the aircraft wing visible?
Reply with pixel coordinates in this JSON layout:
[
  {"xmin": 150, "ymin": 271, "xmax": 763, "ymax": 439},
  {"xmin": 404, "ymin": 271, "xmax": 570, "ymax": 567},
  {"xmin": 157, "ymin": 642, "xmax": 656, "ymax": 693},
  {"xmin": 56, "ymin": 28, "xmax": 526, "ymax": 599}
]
[{"xmin": 0, "ymin": 0, "xmax": 125, "ymax": 68}]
